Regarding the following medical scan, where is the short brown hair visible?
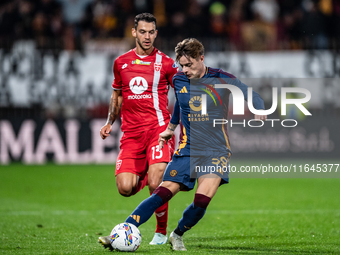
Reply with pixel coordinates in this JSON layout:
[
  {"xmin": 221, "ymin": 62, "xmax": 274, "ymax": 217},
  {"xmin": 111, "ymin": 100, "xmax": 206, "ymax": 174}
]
[
  {"xmin": 175, "ymin": 38, "xmax": 205, "ymax": 62},
  {"xmin": 134, "ymin": 13, "xmax": 156, "ymax": 29}
]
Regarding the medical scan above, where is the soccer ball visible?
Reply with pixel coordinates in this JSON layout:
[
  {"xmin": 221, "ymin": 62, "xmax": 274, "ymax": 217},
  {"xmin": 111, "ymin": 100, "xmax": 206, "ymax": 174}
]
[{"xmin": 110, "ymin": 223, "xmax": 142, "ymax": 252}]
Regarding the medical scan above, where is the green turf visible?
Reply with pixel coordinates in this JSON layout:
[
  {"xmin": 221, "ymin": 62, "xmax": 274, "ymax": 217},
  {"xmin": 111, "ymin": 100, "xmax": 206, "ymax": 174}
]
[{"xmin": 0, "ymin": 160, "xmax": 339, "ymax": 254}]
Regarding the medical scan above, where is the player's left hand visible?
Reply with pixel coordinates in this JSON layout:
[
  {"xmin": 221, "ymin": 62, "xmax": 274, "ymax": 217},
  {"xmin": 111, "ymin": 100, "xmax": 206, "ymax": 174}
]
[
  {"xmin": 159, "ymin": 129, "xmax": 174, "ymax": 149},
  {"xmin": 254, "ymin": 114, "xmax": 267, "ymax": 121}
]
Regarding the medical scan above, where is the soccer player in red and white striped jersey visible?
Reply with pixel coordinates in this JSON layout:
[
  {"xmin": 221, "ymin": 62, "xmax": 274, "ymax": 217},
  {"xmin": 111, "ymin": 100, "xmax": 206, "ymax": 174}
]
[{"xmin": 99, "ymin": 13, "xmax": 178, "ymax": 248}]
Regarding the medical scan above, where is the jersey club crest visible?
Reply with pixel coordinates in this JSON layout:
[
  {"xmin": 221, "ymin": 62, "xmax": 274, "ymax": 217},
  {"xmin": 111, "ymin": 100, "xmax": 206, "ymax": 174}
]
[{"xmin": 154, "ymin": 63, "xmax": 162, "ymax": 72}]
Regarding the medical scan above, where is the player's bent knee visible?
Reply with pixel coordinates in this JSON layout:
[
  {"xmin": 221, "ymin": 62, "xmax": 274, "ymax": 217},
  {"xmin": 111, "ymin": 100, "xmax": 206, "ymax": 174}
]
[
  {"xmin": 116, "ymin": 173, "xmax": 139, "ymax": 197},
  {"xmin": 148, "ymin": 181, "xmax": 160, "ymax": 192},
  {"xmin": 118, "ymin": 188, "xmax": 133, "ymax": 197},
  {"xmin": 117, "ymin": 183, "xmax": 134, "ymax": 197}
]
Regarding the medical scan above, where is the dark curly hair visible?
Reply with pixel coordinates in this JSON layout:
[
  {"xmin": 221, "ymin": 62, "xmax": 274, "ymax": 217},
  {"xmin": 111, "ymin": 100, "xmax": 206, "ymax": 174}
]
[{"xmin": 134, "ymin": 13, "xmax": 156, "ymax": 29}]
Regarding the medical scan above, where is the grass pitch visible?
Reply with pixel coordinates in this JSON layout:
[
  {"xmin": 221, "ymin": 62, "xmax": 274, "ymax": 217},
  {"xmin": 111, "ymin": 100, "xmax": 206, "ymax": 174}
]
[{"xmin": 0, "ymin": 159, "xmax": 339, "ymax": 254}]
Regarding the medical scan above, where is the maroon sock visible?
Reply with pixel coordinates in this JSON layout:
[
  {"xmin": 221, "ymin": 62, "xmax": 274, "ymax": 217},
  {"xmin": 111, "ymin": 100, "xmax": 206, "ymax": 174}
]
[
  {"xmin": 194, "ymin": 193, "xmax": 211, "ymax": 208},
  {"xmin": 153, "ymin": 186, "xmax": 173, "ymax": 204}
]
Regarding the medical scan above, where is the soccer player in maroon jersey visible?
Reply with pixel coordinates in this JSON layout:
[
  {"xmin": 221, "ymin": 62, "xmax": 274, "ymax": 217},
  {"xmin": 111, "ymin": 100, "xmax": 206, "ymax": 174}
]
[{"xmin": 98, "ymin": 13, "xmax": 178, "ymax": 248}]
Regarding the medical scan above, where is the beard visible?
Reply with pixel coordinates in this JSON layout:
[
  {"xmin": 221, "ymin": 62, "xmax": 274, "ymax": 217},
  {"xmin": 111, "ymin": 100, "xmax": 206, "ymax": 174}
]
[{"xmin": 136, "ymin": 37, "xmax": 152, "ymax": 52}]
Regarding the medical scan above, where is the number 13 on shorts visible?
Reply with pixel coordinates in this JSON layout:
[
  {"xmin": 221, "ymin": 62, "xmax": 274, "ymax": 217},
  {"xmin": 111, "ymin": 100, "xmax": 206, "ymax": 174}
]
[
  {"xmin": 148, "ymin": 132, "xmax": 174, "ymax": 164},
  {"xmin": 151, "ymin": 145, "xmax": 163, "ymax": 160}
]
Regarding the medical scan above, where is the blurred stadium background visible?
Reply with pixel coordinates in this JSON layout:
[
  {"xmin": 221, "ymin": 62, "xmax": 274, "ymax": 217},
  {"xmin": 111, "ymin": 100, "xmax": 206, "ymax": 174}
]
[{"xmin": 0, "ymin": 0, "xmax": 339, "ymax": 164}]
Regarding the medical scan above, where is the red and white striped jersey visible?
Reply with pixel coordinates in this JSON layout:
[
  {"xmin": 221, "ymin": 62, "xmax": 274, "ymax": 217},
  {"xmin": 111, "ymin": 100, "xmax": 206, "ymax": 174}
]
[{"xmin": 112, "ymin": 48, "xmax": 178, "ymax": 133}]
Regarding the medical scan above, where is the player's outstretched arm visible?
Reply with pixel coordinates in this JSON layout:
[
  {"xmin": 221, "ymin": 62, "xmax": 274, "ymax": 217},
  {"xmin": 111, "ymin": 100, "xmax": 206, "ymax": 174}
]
[
  {"xmin": 159, "ymin": 123, "xmax": 177, "ymax": 149},
  {"xmin": 100, "ymin": 90, "xmax": 122, "ymax": 140}
]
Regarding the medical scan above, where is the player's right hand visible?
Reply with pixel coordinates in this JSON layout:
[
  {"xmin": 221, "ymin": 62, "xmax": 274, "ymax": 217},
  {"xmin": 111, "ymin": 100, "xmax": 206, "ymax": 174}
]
[
  {"xmin": 100, "ymin": 123, "xmax": 112, "ymax": 140},
  {"xmin": 159, "ymin": 129, "xmax": 174, "ymax": 149}
]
